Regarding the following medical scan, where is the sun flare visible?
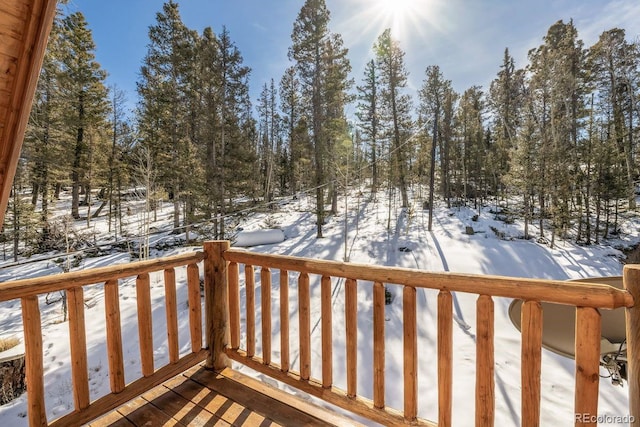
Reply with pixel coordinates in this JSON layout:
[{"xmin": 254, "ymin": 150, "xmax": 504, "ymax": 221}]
[{"xmin": 370, "ymin": 0, "xmax": 430, "ymax": 42}]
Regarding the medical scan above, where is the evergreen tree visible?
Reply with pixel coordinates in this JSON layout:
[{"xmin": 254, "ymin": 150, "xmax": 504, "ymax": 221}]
[
  {"xmin": 58, "ymin": 12, "xmax": 109, "ymax": 220},
  {"xmin": 356, "ymin": 59, "xmax": 382, "ymax": 196},
  {"xmin": 374, "ymin": 28, "xmax": 412, "ymax": 209}
]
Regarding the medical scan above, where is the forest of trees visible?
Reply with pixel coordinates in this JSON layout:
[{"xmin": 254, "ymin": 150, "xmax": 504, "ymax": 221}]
[{"xmin": 4, "ymin": 0, "xmax": 640, "ymax": 259}]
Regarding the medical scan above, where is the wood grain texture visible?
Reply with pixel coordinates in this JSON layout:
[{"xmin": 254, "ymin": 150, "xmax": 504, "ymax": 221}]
[
  {"xmin": 245, "ymin": 264, "xmax": 256, "ymax": 357},
  {"xmin": 68, "ymin": 287, "xmax": 90, "ymax": 410},
  {"xmin": 574, "ymin": 307, "xmax": 601, "ymax": 427},
  {"xmin": 403, "ymin": 286, "xmax": 417, "ymax": 422},
  {"xmin": 105, "ymin": 279, "xmax": 125, "ymax": 393},
  {"xmin": 203, "ymin": 241, "xmax": 230, "ymax": 371},
  {"xmin": 521, "ymin": 300, "xmax": 542, "ymax": 427},
  {"xmin": 280, "ymin": 269, "xmax": 290, "ymax": 373},
  {"xmin": 228, "ymin": 261, "xmax": 240, "ymax": 350},
  {"xmin": 186, "ymin": 263, "xmax": 202, "ymax": 353},
  {"xmin": 476, "ymin": 295, "xmax": 494, "ymax": 427},
  {"xmin": 345, "ymin": 278, "xmax": 357, "ymax": 398},
  {"xmin": 22, "ymin": 295, "xmax": 46, "ymax": 427},
  {"xmin": 437, "ymin": 290, "xmax": 452, "ymax": 427},
  {"xmin": 373, "ymin": 281, "xmax": 385, "ymax": 409},
  {"xmin": 299, "ymin": 272, "xmax": 311, "ymax": 380},
  {"xmin": 624, "ymin": 265, "xmax": 640, "ymax": 427},
  {"xmin": 136, "ymin": 273, "xmax": 154, "ymax": 377},
  {"xmin": 261, "ymin": 267, "xmax": 272, "ymax": 365},
  {"xmin": 321, "ymin": 275, "xmax": 332, "ymax": 388},
  {"xmin": 163, "ymin": 268, "xmax": 179, "ymax": 364}
]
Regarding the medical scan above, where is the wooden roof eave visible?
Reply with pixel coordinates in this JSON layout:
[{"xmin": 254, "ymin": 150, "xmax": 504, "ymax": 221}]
[{"xmin": 0, "ymin": 0, "xmax": 57, "ymax": 225}]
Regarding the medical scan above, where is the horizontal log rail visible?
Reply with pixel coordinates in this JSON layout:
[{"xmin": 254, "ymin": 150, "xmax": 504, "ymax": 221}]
[
  {"xmin": 223, "ymin": 249, "xmax": 633, "ymax": 309},
  {"xmin": 222, "ymin": 246, "xmax": 638, "ymax": 427},
  {"xmin": 1, "ymin": 250, "xmax": 210, "ymax": 427}
]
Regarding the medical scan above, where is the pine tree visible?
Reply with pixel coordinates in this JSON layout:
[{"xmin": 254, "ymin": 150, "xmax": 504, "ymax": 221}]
[
  {"xmin": 357, "ymin": 59, "xmax": 382, "ymax": 196},
  {"xmin": 289, "ymin": 0, "xmax": 340, "ymax": 238},
  {"xmin": 57, "ymin": 12, "xmax": 108, "ymax": 220},
  {"xmin": 419, "ymin": 65, "xmax": 449, "ymax": 230},
  {"xmin": 375, "ymin": 28, "xmax": 412, "ymax": 209}
]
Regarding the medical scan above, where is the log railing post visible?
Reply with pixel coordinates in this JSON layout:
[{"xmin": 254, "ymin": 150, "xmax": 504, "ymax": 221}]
[
  {"xmin": 204, "ymin": 241, "xmax": 231, "ymax": 371},
  {"xmin": 624, "ymin": 265, "xmax": 640, "ymax": 426}
]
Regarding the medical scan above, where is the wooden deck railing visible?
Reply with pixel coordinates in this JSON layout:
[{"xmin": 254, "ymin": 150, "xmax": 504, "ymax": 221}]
[
  {"xmin": 1, "ymin": 240, "xmax": 639, "ymax": 426},
  {"xmin": 221, "ymin": 245, "xmax": 637, "ymax": 427},
  {"xmin": 0, "ymin": 247, "xmax": 221, "ymax": 427}
]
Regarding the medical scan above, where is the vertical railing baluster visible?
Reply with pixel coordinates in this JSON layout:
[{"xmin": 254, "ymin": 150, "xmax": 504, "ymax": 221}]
[
  {"xmin": 67, "ymin": 287, "xmax": 89, "ymax": 409},
  {"xmin": 22, "ymin": 296, "xmax": 46, "ymax": 427},
  {"xmin": 321, "ymin": 275, "xmax": 332, "ymax": 388},
  {"xmin": 228, "ymin": 261, "xmax": 240, "ymax": 349},
  {"xmin": 438, "ymin": 290, "xmax": 453, "ymax": 426},
  {"xmin": 186, "ymin": 263, "xmax": 202, "ymax": 352},
  {"xmin": 373, "ymin": 281, "xmax": 385, "ymax": 408},
  {"xmin": 105, "ymin": 279, "xmax": 124, "ymax": 392},
  {"xmin": 299, "ymin": 272, "xmax": 311, "ymax": 380},
  {"xmin": 521, "ymin": 300, "xmax": 542, "ymax": 427},
  {"xmin": 136, "ymin": 273, "xmax": 154, "ymax": 376},
  {"xmin": 164, "ymin": 268, "xmax": 179, "ymax": 363},
  {"xmin": 203, "ymin": 241, "xmax": 231, "ymax": 371},
  {"xmin": 476, "ymin": 294, "xmax": 495, "ymax": 427},
  {"xmin": 403, "ymin": 285, "xmax": 417, "ymax": 422},
  {"xmin": 624, "ymin": 265, "xmax": 640, "ymax": 427},
  {"xmin": 575, "ymin": 307, "xmax": 601, "ymax": 427},
  {"xmin": 246, "ymin": 265, "xmax": 256, "ymax": 357},
  {"xmin": 280, "ymin": 269, "xmax": 290, "ymax": 372},
  {"xmin": 261, "ymin": 267, "xmax": 272, "ymax": 365},
  {"xmin": 345, "ymin": 278, "xmax": 357, "ymax": 398}
]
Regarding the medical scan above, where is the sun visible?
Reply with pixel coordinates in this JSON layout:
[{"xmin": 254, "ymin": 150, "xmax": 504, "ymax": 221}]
[
  {"xmin": 375, "ymin": 0, "xmax": 419, "ymax": 18},
  {"xmin": 370, "ymin": 0, "xmax": 430, "ymax": 42}
]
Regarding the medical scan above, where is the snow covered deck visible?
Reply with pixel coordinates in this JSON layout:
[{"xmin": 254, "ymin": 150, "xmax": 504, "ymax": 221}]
[{"xmin": 0, "ymin": 241, "xmax": 637, "ymax": 426}]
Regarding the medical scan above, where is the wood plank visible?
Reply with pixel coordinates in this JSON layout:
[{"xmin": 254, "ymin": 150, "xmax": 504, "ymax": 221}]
[
  {"xmin": 476, "ymin": 295, "xmax": 495, "ymax": 427},
  {"xmin": 624, "ymin": 265, "xmax": 640, "ymax": 427},
  {"xmin": 140, "ymin": 383, "xmax": 231, "ymax": 426},
  {"xmin": 164, "ymin": 268, "xmax": 179, "ymax": 364},
  {"xmin": 246, "ymin": 264, "xmax": 256, "ymax": 357},
  {"xmin": 261, "ymin": 267, "xmax": 272, "ymax": 365},
  {"xmin": 437, "ymin": 290, "xmax": 452, "ymax": 427},
  {"xmin": 88, "ymin": 409, "xmax": 136, "ymax": 427},
  {"xmin": 67, "ymin": 287, "xmax": 90, "ymax": 410},
  {"xmin": 115, "ymin": 396, "xmax": 180, "ymax": 426},
  {"xmin": 22, "ymin": 295, "xmax": 46, "ymax": 427},
  {"xmin": 299, "ymin": 272, "xmax": 311, "ymax": 380},
  {"xmin": 191, "ymin": 368, "xmax": 337, "ymax": 426},
  {"xmin": 321, "ymin": 275, "xmax": 332, "ymax": 388},
  {"xmin": 225, "ymin": 349, "xmax": 437, "ymax": 427},
  {"xmin": 0, "ymin": 0, "xmax": 30, "ymax": 20},
  {"xmin": 203, "ymin": 241, "xmax": 231, "ymax": 371},
  {"xmin": 228, "ymin": 261, "xmax": 240, "ymax": 349},
  {"xmin": 373, "ymin": 281, "xmax": 385, "ymax": 409},
  {"xmin": 574, "ymin": 307, "xmax": 601, "ymax": 427},
  {"xmin": 521, "ymin": 300, "xmax": 542, "ymax": 427},
  {"xmin": 280, "ymin": 269, "xmax": 290, "ymax": 373},
  {"xmin": 48, "ymin": 350, "xmax": 208, "ymax": 427},
  {"xmin": 0, "ymin": 9, "xmax": 25, "ymax": 41},
  {"xmin": 223, "ymin": 250, "xmax": 632, "ymax": 309},
  {"xmin": 0, "ymin": 252, "xmax": 206, "ymax": 303},
  {"xmin": 403, "ymin": 286, "xmax": 417, "ymax": 422},
  {"xmin": 136, "ymin": 273, "xmax": 154, "ymax": 377},
  {"xmin": 105, "ymin": 279, "xmax": 125, "ymax": 393},
  {"xmin": 164, "ymin": 374, "xmax": 252, "ymax": 425},
  {"xmin": 0, "ymin": 32, "xmax": 21, "ymax": 59},
  {"xmin": 186, "ymin": 263, "xmax": 202, "ymax": 353},
  {"xmin": 220, "ymin": 368, "xmax": 367, "ymax": 427},
  {"xmin": 345, "ymin": 278, "xmax": 357, "ymax": 398}
]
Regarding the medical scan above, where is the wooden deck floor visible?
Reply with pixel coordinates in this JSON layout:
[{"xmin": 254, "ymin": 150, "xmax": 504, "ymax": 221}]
[{"xmin": 87, "ymin": 365, "xmax": 366, "ymax": 427}]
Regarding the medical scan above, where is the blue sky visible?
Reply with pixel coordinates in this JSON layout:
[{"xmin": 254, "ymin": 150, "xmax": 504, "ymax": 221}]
[{"xmin": 68, "ymin": 0, "xmax": 640, "ymax": 115}]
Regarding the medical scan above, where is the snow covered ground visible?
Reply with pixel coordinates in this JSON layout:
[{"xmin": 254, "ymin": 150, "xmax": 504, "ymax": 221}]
[{"xmin": 0, "ymin": 188, "xmax": 637, "ymax": 426}]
